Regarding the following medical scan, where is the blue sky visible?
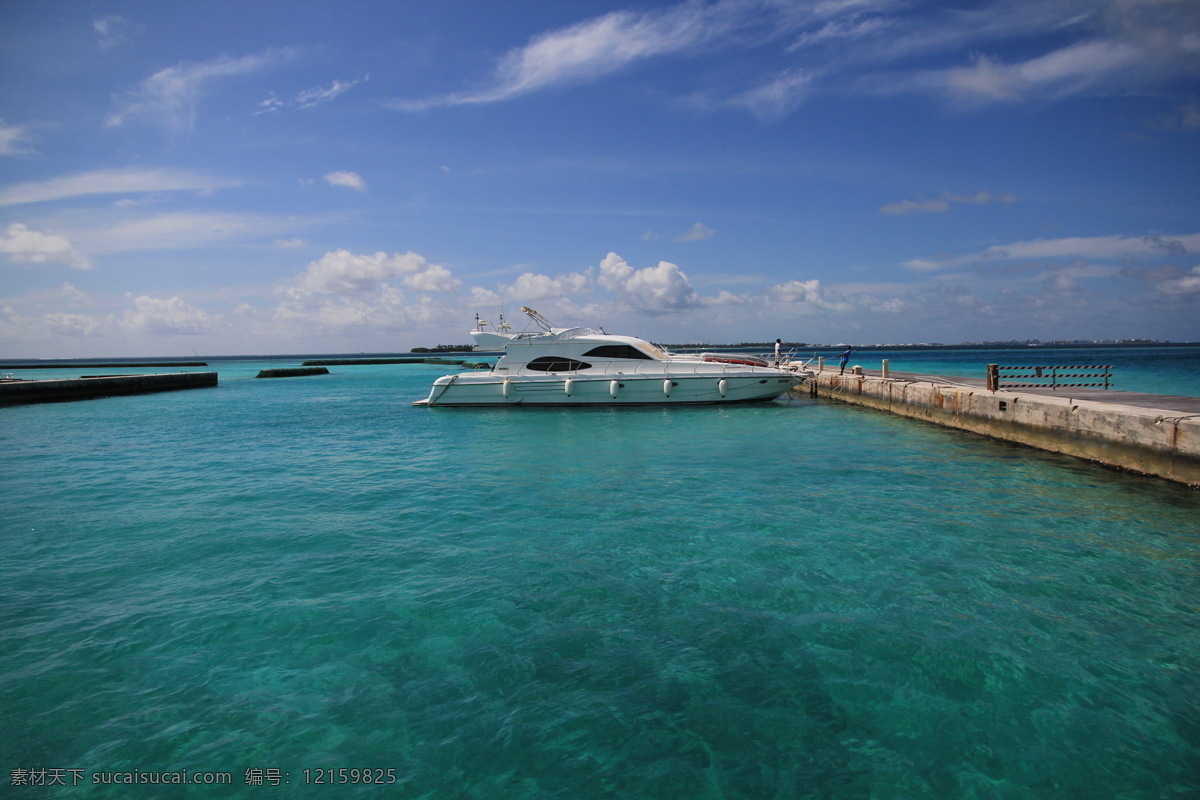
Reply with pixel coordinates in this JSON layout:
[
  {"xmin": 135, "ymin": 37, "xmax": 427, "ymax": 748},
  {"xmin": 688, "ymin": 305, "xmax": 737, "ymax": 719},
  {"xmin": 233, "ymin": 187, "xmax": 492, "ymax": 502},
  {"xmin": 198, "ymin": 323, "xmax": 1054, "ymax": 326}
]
[{"xmin": 2, "ymin": 0, "xmax": 1198, "ymax": 357}]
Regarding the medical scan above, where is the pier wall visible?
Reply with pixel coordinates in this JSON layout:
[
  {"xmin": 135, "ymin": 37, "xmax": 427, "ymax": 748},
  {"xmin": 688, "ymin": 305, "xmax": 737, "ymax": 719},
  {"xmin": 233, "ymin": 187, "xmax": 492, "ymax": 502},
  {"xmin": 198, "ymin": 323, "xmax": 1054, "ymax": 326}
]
[
  {"xmin": 807, "ymin": 371, "xmax": 1200, "ymax": 487},
  {"xmin": 0, "ymin": 372, "xmax": 218, "ymax": 406}
]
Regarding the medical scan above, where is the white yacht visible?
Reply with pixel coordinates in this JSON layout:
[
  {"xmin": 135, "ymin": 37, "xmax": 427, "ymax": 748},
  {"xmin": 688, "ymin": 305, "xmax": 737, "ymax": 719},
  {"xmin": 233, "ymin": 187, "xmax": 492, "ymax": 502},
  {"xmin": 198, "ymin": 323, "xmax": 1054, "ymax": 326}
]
[{"xmin": 413, "ymin": 308, "xmax": 813, "ymax": 407}]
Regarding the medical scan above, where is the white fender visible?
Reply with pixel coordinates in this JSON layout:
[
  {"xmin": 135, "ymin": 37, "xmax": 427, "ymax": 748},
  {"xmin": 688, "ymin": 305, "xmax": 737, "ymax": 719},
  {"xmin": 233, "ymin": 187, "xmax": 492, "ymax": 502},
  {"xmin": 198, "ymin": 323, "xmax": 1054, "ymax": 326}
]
[
  {"xmin": 564, "ymin": 378, "xmax": 574, "ymax": 396},
  {"xmin": 502, "ymin": 378, "xmax": 512, "ymax": 398},
  {"xmin": 718, "ymin": 379, "xmax": 727, "ymax": 397},
  {"xmin": 663, "ymin": 379, "xmax": 673, "ymax": 397},
  {"xmin": 609, "ymin": 380, "xmax": 620, "ymax": 398}
]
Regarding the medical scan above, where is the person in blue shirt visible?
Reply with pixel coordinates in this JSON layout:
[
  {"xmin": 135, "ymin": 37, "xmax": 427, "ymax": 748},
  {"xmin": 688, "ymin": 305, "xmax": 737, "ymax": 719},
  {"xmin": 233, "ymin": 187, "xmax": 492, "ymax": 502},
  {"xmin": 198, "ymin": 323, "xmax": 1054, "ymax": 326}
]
[{"xmin": 839, "ymin": 346, "xmax": 853, "ymax": 375}]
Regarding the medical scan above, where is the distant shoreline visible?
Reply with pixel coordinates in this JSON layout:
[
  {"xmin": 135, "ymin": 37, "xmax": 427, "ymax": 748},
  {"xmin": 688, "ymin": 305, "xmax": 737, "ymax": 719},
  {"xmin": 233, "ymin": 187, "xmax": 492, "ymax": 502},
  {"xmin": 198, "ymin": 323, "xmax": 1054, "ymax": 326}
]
[{"xmin": 1, "ymin": 341, "xmax": 1197, "ymax": 366}]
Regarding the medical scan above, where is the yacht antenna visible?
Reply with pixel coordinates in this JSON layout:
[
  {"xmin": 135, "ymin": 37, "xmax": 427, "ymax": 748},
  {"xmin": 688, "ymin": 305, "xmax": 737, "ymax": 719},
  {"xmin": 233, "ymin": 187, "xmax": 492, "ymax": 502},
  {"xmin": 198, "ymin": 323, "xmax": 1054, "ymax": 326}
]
[{"xmin": 520, "ymin": 306, "xmax": 555, "ymax": 332}]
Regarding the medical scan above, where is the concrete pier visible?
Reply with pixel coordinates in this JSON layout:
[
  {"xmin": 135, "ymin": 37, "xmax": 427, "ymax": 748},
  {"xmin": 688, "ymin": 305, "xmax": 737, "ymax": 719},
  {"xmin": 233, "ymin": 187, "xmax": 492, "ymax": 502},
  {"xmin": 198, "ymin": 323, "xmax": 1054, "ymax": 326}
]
[
  {"xmin": 805, "ymin": 367, "xmax": 1200, "ymax": 487},
  {"xmin": 0, "ymin": 372, "xmax": 218, "ymax": 406}
]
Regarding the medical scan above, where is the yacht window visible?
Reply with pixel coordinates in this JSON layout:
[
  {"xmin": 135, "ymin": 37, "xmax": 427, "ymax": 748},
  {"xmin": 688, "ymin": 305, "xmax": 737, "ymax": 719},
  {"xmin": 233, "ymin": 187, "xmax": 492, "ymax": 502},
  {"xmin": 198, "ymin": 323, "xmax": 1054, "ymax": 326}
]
[
  {"xmin": 526, "ymin": 356, "xmax": 592, "ymax": 372},
  {"xmin": 581, "ymin": 345, "xmax": 655, "ymax": 360}
]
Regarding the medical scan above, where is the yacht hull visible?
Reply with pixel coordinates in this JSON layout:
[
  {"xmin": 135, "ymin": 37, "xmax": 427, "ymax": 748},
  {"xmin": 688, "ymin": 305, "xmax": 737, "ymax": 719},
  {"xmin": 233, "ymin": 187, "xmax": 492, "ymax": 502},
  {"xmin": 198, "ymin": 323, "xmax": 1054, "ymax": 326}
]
[{"xmin": 415, "ymin": 372, "xmax": 800, "ymax": 406}]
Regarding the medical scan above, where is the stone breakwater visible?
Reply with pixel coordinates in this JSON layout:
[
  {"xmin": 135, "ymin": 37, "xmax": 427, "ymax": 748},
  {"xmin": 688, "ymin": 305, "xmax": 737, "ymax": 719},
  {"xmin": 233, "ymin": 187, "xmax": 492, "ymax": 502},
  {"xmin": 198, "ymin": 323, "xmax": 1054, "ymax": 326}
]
[
  {"xmin": 0, "ymin": 372, "xmax": 219, "ymax": 406},
  {"xmin": 806, "ymin": 369, "xmax": 1200, "ymax": 487}
]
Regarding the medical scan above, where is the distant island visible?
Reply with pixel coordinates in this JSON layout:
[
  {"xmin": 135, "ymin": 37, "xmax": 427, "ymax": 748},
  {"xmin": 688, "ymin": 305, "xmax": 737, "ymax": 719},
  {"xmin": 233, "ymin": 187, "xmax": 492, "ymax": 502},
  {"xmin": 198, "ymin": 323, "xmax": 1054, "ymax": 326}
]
[{"xmin": 411, "ymin": 344, "xmax": 476, "ymax": 353}]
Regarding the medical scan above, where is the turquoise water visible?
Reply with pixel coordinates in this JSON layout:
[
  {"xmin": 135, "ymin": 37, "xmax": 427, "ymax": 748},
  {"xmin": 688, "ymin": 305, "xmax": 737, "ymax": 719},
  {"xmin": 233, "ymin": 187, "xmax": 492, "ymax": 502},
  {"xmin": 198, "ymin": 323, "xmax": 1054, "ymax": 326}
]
[{"xmin": 2, "ymin": 357, "xmax": 1199, "ymax": 798}]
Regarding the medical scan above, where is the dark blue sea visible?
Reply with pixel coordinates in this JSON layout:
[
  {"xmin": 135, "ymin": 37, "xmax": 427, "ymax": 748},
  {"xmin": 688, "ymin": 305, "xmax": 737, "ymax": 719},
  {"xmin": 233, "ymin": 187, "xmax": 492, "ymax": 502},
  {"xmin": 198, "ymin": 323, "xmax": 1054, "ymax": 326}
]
[{"xmin": 2, "ymin": 347, "xmax": 1198, "ymax": 798}]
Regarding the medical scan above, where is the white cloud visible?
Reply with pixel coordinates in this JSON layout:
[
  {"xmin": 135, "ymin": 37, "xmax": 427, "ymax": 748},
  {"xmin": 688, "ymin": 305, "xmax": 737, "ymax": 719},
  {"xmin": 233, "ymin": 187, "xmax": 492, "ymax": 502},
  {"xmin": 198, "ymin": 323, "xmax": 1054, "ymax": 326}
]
[
  {"xmin": 1158, "ymin": 265, "xmax": 1200, "ymax": 294},
  {"xmin": 389, "ymin": 0, "xmax": 1200, "ymax": 119},
  {"xmin": 929, "ymin": 38, "xmax": 1152, "ymax": 105},
  {"xmin": 255, "ymin": 93, "xmax": 285, "ymax": 115},
  {"xmin": 121, "ymin": 295, "xmax": 222, "ymax": 335},
  {"xmin": 0, "ymin": 119, "xmax": 35, "ymax": 157},
  {"xmin": 0, "ymin": 223, "xmax": 90, "ymax": 269},
  {"xmin": 596, "ymin": 252, "xmax": 699, "ymax": 311},
  {"xmin": 297, "ymin": 76, "xmax": 368, "ymax": 109},
  {"xmin": 729, "ymin": 70, "xmax": 813, "ymax": 119},
  {"xmin": 882, "ymin": 190, "xmax": 1016, "ymax": 215},
  {"xmin": 0, "ymin": 168, "xmax": 241, "ymax": 207},
  {"xmin": 93, "ymin": 15, "xmax": 138, "ymax": 50},
  {"xmin": 790, "ymin": 13, "xmax": 890, "ymax": 50},
  {"xmin": 674, "ymin": 222, "xmax": 715, "ymax": 242},
  {"xmin": 259, "ymin": 75, "xmax": 369, "ymax": 114},
  {"xmin": 768, "ymin": 278, "xmax": 854, "ymax": 312},
  {"xmin": 107, "ymin": 49, "xmax": 292, "ymax": 132},
  {"xmin": 504, "ymin": 270, "xmax": 592, "ymax": 301},
  {"xmin": 905, "ymin": 232, "xmax": 1200, "ymax": 271},
  {"xmin": 397, "ymin": 3, "xmax": 740, "ymax": 109},
  {"xmin": 325, "ymin": 171, "xmax": 367, "ymax": 192},
  {"xmin": 291, "ymin": 249, "xmax": 461, "ymax": 296},
  {"xmin": 43, "ymin": 312, "xmax": 115, "ymax": 338},
  {"xmin": 80, "ymin": 212, "xmax": 287, "ymax": 254},
  {"xmin": 275, "ymin": 237, "xmax": 309, "ymax": 249},
  {"xmin": 598, "ymin": 252, "xmax": 635, "ymax": 291}
]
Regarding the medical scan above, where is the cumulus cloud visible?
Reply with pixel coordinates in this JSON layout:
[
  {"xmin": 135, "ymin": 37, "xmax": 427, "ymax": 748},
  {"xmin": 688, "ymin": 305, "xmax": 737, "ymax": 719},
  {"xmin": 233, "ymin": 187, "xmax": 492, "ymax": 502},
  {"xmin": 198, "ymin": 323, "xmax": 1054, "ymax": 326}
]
[
  {"xmin": 107, "ymin": 49, "xmax": 293, "ymax": 132},
  {"xmin": 121, "ymin": 295, "xmax": 222, "ymax": 335},
  {"xmin": 325, "ymin": 171, "xmax": 367, "ymax": 192},
  {"xmin": 42, "ymin": 312, "xmax": 114, "ymax": 338},
  {"xmin": 597, "ymin": 252, "xmax": 699, "ymax": 311},
  {"xmin": 291, "ymin": 249, "xmax": 461, "ymax": 296},
  {"xmin": 0, "ymin": 223, "xmax": 90, "ymax": 269},
  {"xmin": 504, "ymin": 270, "xmax": 592, "ymax": 301},
  {"xmin": 768, "ymin": 278, "xmax": 854, "ymax": 312}
]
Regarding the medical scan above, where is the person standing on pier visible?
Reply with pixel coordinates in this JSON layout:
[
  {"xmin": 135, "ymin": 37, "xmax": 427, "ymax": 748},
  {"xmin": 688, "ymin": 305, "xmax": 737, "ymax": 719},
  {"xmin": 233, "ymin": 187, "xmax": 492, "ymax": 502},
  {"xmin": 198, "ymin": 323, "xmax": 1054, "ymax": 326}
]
[{"xmin": 839, "ymin": 346, "xmax": 853, "ymax": 375}]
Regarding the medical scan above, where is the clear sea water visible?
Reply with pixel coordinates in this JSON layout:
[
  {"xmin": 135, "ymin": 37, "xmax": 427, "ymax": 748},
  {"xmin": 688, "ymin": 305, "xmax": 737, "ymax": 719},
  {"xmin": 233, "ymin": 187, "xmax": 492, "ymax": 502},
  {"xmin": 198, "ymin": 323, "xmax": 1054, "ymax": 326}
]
[{"xmin": 2, "ymin": 348, "xmax": 1198, "ymax": 798}]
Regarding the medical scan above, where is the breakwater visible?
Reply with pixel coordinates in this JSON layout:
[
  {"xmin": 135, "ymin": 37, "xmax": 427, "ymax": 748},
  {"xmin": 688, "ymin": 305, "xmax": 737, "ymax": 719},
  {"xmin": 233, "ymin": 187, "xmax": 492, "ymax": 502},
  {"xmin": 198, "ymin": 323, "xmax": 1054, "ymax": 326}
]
[
  {"xmin": 0, "ymin": 361, "xmax": 208, "ymax": 369},
  {"xmin": 0, "ymin": 372, "xmax": 218, "ymax": 406},
  {"xmin": 256, "ymin": 367, "xmax": 330, "ymax": 378},
  {"xmin": 806, "ymin": 368, "xmax": 1200, "ymax": 487},
  {"xmin": 302, "ymin": 357, "xmax": 491, "ymax": 369}
]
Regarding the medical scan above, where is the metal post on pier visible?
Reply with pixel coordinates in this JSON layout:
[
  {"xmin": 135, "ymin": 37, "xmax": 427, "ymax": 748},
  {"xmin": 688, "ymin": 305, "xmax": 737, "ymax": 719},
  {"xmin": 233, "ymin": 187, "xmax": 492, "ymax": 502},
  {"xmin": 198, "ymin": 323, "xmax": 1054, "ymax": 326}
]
[
  {"xmin": 881, "ymin": 359, "xmax": 890, "ymax": 378},
  {"xmin": 987, "ymin": 364, "xmax": 999, "ymax": 391}
]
